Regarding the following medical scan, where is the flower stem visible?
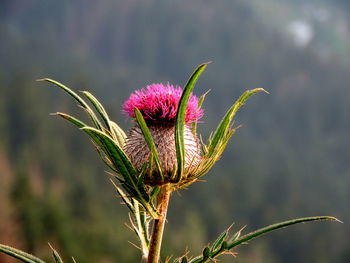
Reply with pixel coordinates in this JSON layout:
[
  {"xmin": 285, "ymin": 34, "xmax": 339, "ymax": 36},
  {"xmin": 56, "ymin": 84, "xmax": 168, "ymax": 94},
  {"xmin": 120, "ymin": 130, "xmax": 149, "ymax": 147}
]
[{"xmin": 147, "ymin": 184, "xmax": 172, "ymax": 263}]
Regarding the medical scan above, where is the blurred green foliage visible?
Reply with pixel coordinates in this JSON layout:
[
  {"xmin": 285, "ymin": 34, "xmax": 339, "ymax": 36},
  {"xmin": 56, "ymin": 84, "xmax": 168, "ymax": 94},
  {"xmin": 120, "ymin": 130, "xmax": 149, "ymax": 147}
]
[{"xmin": 0, "ymin": 0, "xmax": 349, "ymax": 262}]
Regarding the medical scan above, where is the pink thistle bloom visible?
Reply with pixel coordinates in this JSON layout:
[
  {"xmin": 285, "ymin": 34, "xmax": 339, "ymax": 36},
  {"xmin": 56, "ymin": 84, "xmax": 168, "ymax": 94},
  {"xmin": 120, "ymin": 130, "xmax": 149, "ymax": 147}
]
[{"xmin": 122, "ymin": 83, "xmax": 203, "ymax": 123}]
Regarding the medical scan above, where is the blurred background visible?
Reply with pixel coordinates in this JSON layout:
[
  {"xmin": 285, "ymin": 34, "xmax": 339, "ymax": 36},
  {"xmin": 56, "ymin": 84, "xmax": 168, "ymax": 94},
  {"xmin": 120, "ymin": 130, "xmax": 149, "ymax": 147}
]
[{"xmin": 0, "ymin": 0, "xmax": 349, "ymax": 262}]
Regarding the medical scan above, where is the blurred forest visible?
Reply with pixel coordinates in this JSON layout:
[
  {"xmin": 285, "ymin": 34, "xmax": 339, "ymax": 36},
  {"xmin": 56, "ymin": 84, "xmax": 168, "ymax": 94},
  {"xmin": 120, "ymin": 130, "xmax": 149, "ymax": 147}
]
[{"xmin": 1, "ymin": 0, "xmax": 349, "ymax": 262}]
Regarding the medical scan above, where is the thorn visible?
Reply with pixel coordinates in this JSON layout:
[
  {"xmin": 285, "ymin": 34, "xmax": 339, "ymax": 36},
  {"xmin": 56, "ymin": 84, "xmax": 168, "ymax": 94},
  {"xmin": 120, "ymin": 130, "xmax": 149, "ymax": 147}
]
[
  {"xmin": 174, "ymin": 188, "xmax": 183, "ymax": 197},
  {"xmin": 47, "ymin": 242, "xmax": 54, "ymax": 250},
  {"xmin": 164, "ymin": 255, "xmax": 173, "ymax": 263},
  {"xmin": 259, "ymin": 88, "xmax": 270, "ymax": 94},
  {"xmin": 128, "ymin": 240, "xmax": 141, "ymax": 251},
  {"xmin": 109, "ymin": 178, "xmax": 119, "ymax": 188},
  {"xmin": 105, "ymin": 170, "xmax": 115, "ymax": 176},
  {"xmin": 128, "ymin": 213, "xmax": 137, "ymax": 229},
  {"xmin": 332, "ymin": 217, "xmax": 343, "ymax": 223},
  {"xmin": 238, "ymin": 225, "xmax": 247, "ymax": 232},
  {"xmin": 203, "ymin": 89, "xmax": 211, "ymax": 96},
  {"xmin": 223, "ymin": 250, "xmax": 238, "ymax": 257},
  {"xmin": 226, "ymin": 222, "xmax": 235, "ymax": 232},
  {"xmin": 124, "ymin": 221, "xmax": 134, "ymax": 232}
]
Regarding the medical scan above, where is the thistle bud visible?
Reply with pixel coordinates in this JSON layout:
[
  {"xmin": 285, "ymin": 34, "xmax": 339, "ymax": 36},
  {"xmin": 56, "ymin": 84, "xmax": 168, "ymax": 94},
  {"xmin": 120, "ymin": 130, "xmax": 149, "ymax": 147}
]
[{"xmin": 122, "ymin": 83, "xmax": 203, "ymax": 185}]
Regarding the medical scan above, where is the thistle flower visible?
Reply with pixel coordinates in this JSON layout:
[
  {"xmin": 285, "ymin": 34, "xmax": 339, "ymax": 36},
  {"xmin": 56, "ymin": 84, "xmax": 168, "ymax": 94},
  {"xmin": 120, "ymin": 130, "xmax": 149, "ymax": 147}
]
[
  {"xmin": 122, "ymin": 83, "xmax": 203, "ymax": 123},
  {"xmin": 37, "ymin": 64, "xmax": 266, "ymax": 209},
  {"xmin": 122, "ymin": 83, "xmax": 203, "ymax": 185},
  {"xmin": 13, "ymin": 65, "xmax": 335, "ymax": 263}
]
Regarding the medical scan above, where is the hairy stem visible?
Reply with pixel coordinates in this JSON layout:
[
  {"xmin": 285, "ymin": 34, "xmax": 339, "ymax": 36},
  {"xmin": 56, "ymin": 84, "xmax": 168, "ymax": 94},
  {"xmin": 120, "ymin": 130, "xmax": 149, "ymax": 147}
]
[{"xmin": 147, "ymin": 184, "xmax": 172, "ymax": 263}]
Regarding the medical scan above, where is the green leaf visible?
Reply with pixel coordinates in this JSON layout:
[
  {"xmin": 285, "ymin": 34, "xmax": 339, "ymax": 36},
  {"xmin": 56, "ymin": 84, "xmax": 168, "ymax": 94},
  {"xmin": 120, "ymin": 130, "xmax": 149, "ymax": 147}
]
[
  {"xmin": 187, "ymin": 216, "xmax": 339, "ymax": 263},
  {"xmin": 48, "ymin": 244, "xmax": 64, "ymax": 263},
  {"xmin": 138, "ymin": 207, "xmax": 151, "ymax": 244},
  {"xmin": 228, "ymin": 226, "xmax": 245, "ymax": 243},
  {"xmin": 220, "ymin": 241, "xmax": 228, "ymax": 250},
  {"xmin": 110, "ymin": 179, "xmax": 134, "ymax": 212},
  {"xmin": 137, "ymin": 162, "xmax": 149, "ymax": 187},
  {"xmin": 191, "ymin": 90, "xmax": 210, "ymax": 133},
  {"xmin": 202, "ymin": 247, "xmax": 210, "ymax": 260},
  {"xmin": 109, "ymin": 121, "xmax": 127, "ymax": 147},
  {"xmin": 38, "ymin": 78, "xmax": 103, "ymax": 129},
  {"xmin": 210, "ymin": 230, "xmax": 228, "ymax": 253},
  {"xmin": 54, "ymin": 112, "xmax": 87, "ymax": 128},
  {"xmin": 81, "ymin": 128, "xmax": 137, "ymax": 194},
  {"xmin": 38, "ymin": 78, "xmax": 87, "ymax": 108},
  {"xmin": 208, "ymin": 88, "xmax": 266, "ymax": 157},
  {"xmin": 44, "ymin": 79, "xmax": 126, "ymax": 146},
  {"xmin": 150, "ymin": 186, "xmax": 160, "ymax": 200},
  {"xmin": 82, "ymin": 91, "xmax": 112, "ymax": 132},
  {"xmin": 0, "ymin": 244, "xmax": 46, "ymax": 263},
  {"xmin": 82, "ymin": 127, "xmax": 137, "ymax": 186},
  {"xmin": 228, "ymin": 216, "xmax": 340, "ymax": 250},
  {"xmin": 133, "ymin": 199, "xmax": 151, "ymax": 257},
  {"xmin": 52, "ymin": 251, "xmax": 64, "ymax": 263},
  {"xmin": 174, "ymin": 63, "xmax": 209, "ymax": 182},
  {"xmin": 181, "ymin": 256, "xmax": 188, "ymax": 263},
  {"xmin": 81, "ymin": 127, "xmax": 159, "ymax": 218},
  {"xmin": 54, "ymin": 112, "xmax": 125, "ymax": 173},
  {"xmin": 134, "ymin": 108, "xmax": 164, "ymax": 181}
]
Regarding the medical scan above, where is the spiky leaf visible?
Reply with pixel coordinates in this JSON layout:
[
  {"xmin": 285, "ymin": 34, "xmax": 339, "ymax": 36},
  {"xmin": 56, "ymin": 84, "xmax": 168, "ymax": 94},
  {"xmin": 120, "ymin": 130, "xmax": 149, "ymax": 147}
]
[
  {"xmin": 188, "ymin": 216, "xmax": 339, "ymax": 263},
  {"xmin": 82, "ymin": 90, "xmax": 112, "ymax": 131},
  {"xmin": 82, "ymin": 127, "xmax": 136, "ymax": 186},
  {"xmin": 210, "ymin": 230, "xmax": 228, "ymax": 253},
  {"xmin": 81, "ymin": 127, "xmax": 159, "ymax": 218},
  {"xmin": 228, "ymin": 216, "xmax": 340, "ymax": 250},
  {"xmin": 54, "ymin": 112, "xmax": 86, "ymax": 128},
  {"xmin": 134, "ymin": 108, "xmax": 164, "ymax": 181},
  {"xmin": 38, "ymin": 78, "xmax": 102, "ymax": 129},
  {"xmin": 175, "ymin": 63, "xmax": 208, "ymax": 182},
  {"xmin": 191, "ymin": 90, "xmax": 210, "ymax": 133},
  {"xmin": 109, "ymin": 121, "xmax": 127, "ymax": 147},
  {"xmin": 208, "ymin": 88, "xmax": 266, "ymax": 157},
  {"xmin": 0, "ymin": 244, "xmax": 46, "ymax": 263},
  {"xmin": 49, "ymin": 244, "xmax": 64, "ymax": 263}
]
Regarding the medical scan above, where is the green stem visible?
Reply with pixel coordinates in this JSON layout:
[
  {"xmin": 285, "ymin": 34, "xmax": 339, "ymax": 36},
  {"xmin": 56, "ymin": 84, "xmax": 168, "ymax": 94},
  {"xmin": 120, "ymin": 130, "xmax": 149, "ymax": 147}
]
[
  {"xmin": 147, "ymin": 184, "xmax": 172, "ymax": 263},
  {"xmin": 193, "ymin": 216, "xmax": 339, "ymax": 263}
]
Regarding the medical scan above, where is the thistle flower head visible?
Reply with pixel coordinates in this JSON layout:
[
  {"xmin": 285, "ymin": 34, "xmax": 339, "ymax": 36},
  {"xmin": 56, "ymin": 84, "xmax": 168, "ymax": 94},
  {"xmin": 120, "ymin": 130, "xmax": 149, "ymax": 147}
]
[
  {"xmin": 122, "ymin": 83, "xmax": 203, "ymax": 185},
  {"xmin": 122, "ymin": 83, "xmax": 203, "ymax": 123}
]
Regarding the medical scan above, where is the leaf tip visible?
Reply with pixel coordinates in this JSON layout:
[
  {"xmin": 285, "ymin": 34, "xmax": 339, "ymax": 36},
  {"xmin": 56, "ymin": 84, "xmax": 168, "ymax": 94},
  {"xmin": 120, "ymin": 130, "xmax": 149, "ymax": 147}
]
[
  {"xmin": 316, "ymin": 216, "xmax": 342, "ymax": 223},
  {"xmin": 48, "ymin": 242, "xmax": 54, "ymax": 251},
  {"xmin": 260, "ymin": 88, "xmax": 269, "ymax": 94},
  {"xmin": 329, "ymin": 216, "xmax": 343, "ymax": 223},
  {"xmin": 196, "ymin": 61, "xmax": 211, "ymax": 71},
  {"xmin": 52, "ymin": 112, "xmax": 69, "ymax": 120}
]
